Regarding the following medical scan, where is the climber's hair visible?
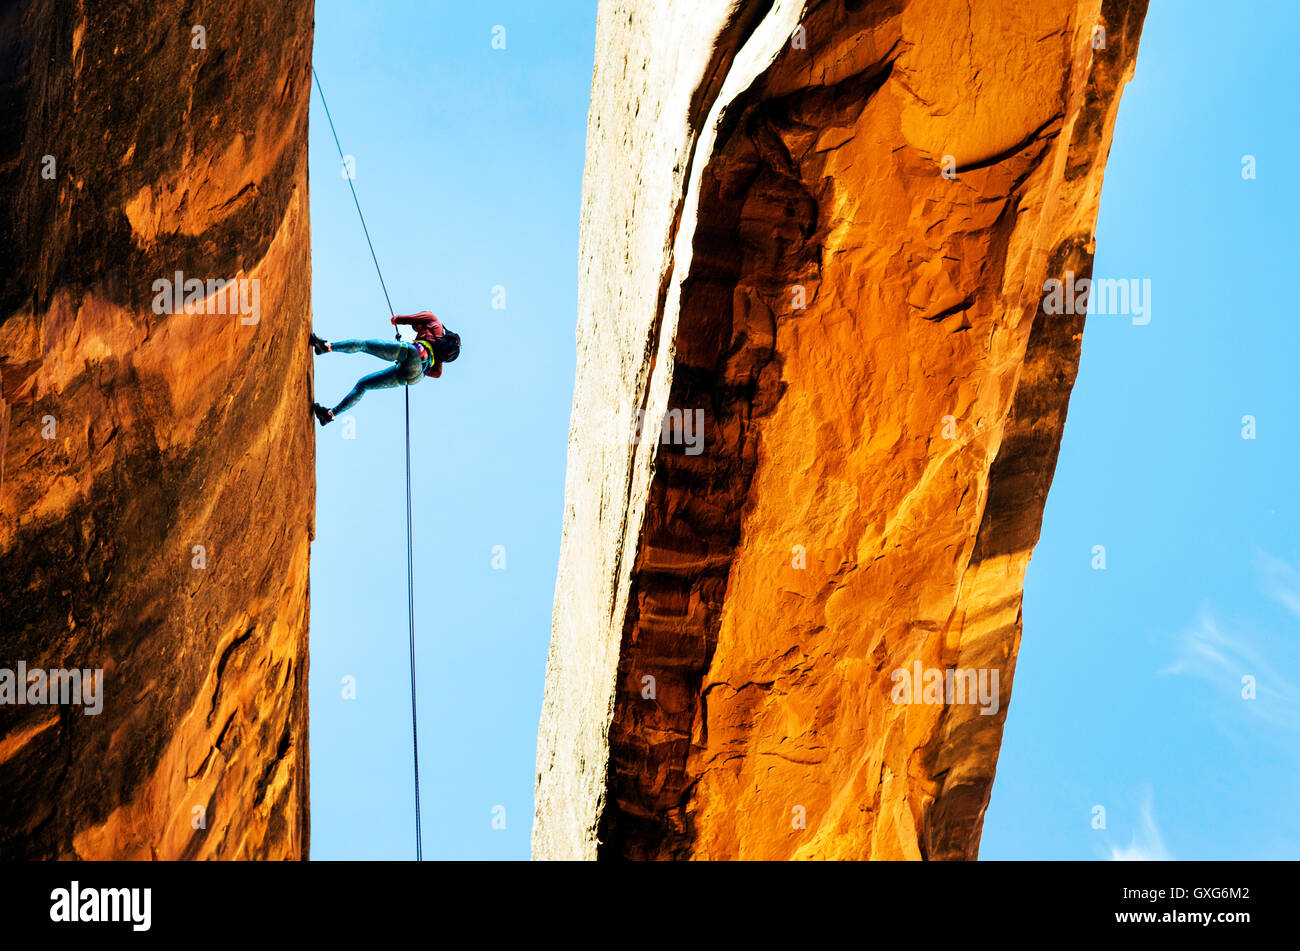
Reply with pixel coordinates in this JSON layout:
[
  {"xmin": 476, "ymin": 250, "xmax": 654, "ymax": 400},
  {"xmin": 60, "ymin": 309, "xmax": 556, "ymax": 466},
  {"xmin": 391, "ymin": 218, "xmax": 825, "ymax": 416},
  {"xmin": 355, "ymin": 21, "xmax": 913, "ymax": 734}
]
[{"xmin": 433, "ymin": 331, "xmax": 460, "ymax": 363}]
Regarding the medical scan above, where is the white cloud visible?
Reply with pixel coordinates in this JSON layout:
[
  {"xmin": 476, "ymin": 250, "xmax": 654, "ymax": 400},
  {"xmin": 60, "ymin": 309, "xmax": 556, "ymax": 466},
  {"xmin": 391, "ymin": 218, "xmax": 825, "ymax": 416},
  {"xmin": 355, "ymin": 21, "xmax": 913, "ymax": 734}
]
[
  {"xmin": 1259, "ymin": 553, "xmax": 1300, "ymax": 622},
  {"xmin": 1109, "ymin": 793, "xmax": 1170, "ymax": 861},
  {"xmin": 1159, "ymin": 555, "xmax": 1300, "ymax": 731}
]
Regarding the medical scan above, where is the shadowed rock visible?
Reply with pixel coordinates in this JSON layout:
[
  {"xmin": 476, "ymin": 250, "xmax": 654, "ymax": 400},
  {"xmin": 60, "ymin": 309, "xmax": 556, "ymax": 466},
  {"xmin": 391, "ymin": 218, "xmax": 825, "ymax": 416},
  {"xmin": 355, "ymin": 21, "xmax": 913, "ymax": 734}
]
[{"xmin": 0, "ymin": 0, "xmax": 314, "ymax": 859}]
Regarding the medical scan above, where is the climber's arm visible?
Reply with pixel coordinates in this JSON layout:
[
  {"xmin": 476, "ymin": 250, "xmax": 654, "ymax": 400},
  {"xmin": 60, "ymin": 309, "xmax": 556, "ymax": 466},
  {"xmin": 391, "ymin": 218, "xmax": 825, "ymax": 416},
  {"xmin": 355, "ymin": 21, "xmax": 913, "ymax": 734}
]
[
  {"xmin": 425, "ymin": 361, "xmax": 443, "ymax": 379},
  {"xmin": 392, "ymin": 311, "xmax": 444, "ymax": 334}
]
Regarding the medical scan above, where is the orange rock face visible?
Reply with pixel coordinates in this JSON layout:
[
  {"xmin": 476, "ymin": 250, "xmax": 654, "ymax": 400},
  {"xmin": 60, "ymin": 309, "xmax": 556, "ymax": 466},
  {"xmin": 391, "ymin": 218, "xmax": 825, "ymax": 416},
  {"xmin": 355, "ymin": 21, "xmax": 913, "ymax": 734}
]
[
  {"xmin": 535, "ymin": 0, "xmax": 1147, "ymax": 859},
  {"xmin": 0, "ymin": 2, "xmax": 314, "ymax": 858}
]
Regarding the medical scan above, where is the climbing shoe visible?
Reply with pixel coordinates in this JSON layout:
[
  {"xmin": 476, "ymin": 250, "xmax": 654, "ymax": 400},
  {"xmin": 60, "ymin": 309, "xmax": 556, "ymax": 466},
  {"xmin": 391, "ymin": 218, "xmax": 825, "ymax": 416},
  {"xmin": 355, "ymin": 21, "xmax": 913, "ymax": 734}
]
[
  {"xmin": 309, "ymin": 332, "xmax": 331, "ymax": 355},
  {"xmin": 312, "ymin": 402, "xmax": 334, "ymax": 426}
]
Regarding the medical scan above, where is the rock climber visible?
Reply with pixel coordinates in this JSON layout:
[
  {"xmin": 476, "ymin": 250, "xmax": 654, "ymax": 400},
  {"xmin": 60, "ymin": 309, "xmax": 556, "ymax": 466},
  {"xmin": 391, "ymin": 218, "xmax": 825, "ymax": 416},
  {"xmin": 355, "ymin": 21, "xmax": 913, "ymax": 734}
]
[{"xmin": 310, "ymin": 311, "xmax": 460, "ymax": 425}]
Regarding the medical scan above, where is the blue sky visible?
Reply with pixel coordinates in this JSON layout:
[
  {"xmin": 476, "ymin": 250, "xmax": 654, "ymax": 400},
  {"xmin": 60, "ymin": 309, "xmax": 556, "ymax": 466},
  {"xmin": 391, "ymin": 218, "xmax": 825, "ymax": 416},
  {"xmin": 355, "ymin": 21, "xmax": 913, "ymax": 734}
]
[
  {"xmin": 308, "ymin": 1, "xmax": 594, "ymax": 860},
  {"xmin": 982, "ymin": 0, "xmax": 1300, "ymax": 859},
  {"xmin": 309, "ymin": 1, "xmax": 1299, "ymax": 860}
]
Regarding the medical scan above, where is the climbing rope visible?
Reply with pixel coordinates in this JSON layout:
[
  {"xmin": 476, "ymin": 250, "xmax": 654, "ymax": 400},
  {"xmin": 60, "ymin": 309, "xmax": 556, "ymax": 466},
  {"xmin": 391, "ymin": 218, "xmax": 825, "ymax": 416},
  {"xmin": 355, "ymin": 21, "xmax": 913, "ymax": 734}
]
[{"xmin": 311, "ymin": 65, "xmax": 423, "ymax": 862}]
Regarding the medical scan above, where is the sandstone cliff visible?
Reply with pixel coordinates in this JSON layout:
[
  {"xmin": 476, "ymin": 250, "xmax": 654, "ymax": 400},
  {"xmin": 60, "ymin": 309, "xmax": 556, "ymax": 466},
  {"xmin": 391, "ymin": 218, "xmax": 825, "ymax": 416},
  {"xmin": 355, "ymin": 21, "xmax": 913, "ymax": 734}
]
[
  {"xmin": 536, "ymin": 0, "xmax": 1147, "ymax": 859},
  {"xmin": 0, "ymin": 1, "xmax": 313, "ymax": 858}
]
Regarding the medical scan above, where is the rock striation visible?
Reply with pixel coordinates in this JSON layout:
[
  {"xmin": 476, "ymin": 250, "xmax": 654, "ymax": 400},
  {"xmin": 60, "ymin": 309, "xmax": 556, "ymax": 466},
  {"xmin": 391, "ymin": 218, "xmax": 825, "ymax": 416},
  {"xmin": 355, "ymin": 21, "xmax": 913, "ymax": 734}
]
[
  {"xmin": 535, "ymin": 0, "xmax": 1147, "ymax": 859},
  {"xmin": 0, "ymin": 0, "xmax": 314, "ymax": 858}
]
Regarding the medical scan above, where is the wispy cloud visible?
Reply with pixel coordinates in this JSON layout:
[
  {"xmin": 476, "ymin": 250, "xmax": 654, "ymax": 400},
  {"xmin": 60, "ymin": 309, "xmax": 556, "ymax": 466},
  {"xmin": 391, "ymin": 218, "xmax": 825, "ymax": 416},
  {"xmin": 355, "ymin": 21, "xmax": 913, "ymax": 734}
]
[
  {"xmin": 1259, "ymin": 553, "xmax": 1300, "ymax": 622},
  {"xmin": 1109, "ymin": 792, "xmax": 1170, "ymax": 861},
  {"xmin": 1159, "ymin": 555, "xmax": 1300, "ymax": 731}
]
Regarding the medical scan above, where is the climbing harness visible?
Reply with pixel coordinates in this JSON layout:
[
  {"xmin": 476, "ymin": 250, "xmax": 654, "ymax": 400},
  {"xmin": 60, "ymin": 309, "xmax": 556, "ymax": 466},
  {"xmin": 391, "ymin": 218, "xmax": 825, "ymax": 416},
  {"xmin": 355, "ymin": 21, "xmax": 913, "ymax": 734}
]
[
  {"xmin": 411, "ymin": 340, "xmax": 436, "ymax": 377},
  {"xmin": 312, "ymin": 65, "xmax": 423, "ymax": 862}
]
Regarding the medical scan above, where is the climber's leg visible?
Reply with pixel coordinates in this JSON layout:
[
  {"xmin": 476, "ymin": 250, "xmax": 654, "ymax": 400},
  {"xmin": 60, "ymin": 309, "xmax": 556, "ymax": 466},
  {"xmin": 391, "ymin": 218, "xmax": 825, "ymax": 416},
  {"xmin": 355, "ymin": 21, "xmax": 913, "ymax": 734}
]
[
  {"xmin": 329, "ymin": 364, "xmax": 406, "ymax": 416},
  {"xmin": 328, "ymin": 339, "xmax": 405, "ymax": 362}
]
